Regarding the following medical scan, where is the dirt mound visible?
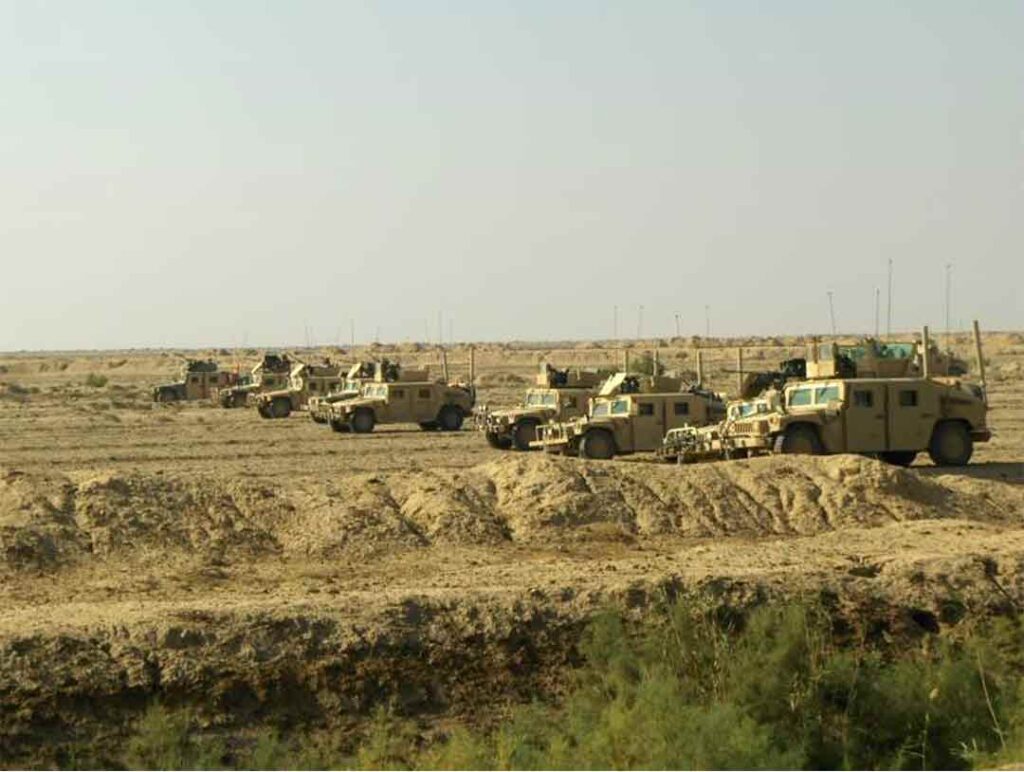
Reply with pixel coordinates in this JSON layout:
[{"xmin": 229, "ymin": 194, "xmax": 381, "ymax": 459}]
[{"xmin": 3, "ymin": 456, "xmax": 1020, "ymax": 571}]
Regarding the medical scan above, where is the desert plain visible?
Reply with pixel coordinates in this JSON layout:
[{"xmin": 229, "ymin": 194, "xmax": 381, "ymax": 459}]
[{"xmin": 1, "ymin": 333, "xmax": 1022, "ymax": 764}]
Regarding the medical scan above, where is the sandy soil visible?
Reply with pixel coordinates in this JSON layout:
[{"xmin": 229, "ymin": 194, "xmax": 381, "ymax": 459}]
[{"xmin": 0, "ymin": 334, "xmax": 1022, "ymax": 764}]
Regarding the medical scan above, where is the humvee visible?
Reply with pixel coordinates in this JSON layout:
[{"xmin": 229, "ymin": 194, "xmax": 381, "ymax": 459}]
[
  {"xmin": 254, "ymin": 361, "xmax": 346, "ymax": 419},
  {"xmin": 324, "ymin": 367, "xmax": 474, "ymax": 433},
  {"xmin": 217, "ymin": 354, "xmax": 293, "ymax": 408},
  {"xmin": 665, "ymin": 326, "xmax": 989, "ymax": 467},
  {"xmin": 476, "ymin": 365, "xmax": 610, "ymax": 451},
  {"xmin": 308, "ymin": 361, "xmax": 398, "ymax": 424},
  {"xmin": 152, "ymin": 360, "xmax": 236, "ymax": 402},
  {"xmin": 531, "ymin": 372, "xmax": 726, "ymax": 460}
]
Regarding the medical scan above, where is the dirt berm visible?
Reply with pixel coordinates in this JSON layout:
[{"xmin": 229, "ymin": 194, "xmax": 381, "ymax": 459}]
[{"xmin": 2, "ymin": 455, "xmax": 1024, "ymax": 765}]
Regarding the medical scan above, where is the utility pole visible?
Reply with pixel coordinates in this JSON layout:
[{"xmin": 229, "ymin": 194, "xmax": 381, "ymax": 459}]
[
  {"xmin": 827, "ymin": 291, "xmax": 836, "ymax": 336},
  {"xmin": 874, "ymin": 287, "xmax": 880, "ymax": 339},
  {"xmin": 636, "ymin": 305, "xmax": 644, "ymax": 339},
  {"xmin": 704, "ymin": 305, "xmax": 710, "ymax": 338},
  {"xmin": 613, "ymin": 305, "xmax": 618, "ymax": 340},
  {"xmin": 448, "ymin": 318, "xmax": 453, "ymax": 345},
  {"xmin": 437, "ymin": 310, "xmax": 443, "ymax": 346},
  {"xmin": 674, "ymin": 313, "xmax": 681, "ymax": 338},
  {"xmin": 349, "ymin": 319, "xmax": 355, "ymax": 347},
  {"xmin": 886, "ymin": 258, "xmax": 893, "ymax": 338}
]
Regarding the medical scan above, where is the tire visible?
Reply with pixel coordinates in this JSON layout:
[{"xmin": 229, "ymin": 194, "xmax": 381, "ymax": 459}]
[
  {"xmin": 512, "ymin": 420, "xmax": 539, "ymax": 451},
  {"xmin": 579, "ymin": 430, "xmax": 615, "ymax": 460},
  {"xmin": 329, "ymin": 418, "xmax": 348, "ymax": 433},
  {"xmin": 257, "ymin": 405, "xmax": 271, "ymax": 419},
  {"xmin": 351, "ymin": 408, "xmax": 375, "ymax": 434},
  {"xmin": 485, "ymin": 431, "xmax": 512, "ymax": 450},
  {"xmin": 773, "ymin": 424, "xmax": 823, "ymax": 455},
  {"xmin": 879, "ymin": 450, "xmax": 917, "ymax": 467},
  {"xmin": 438, "ymin": 405, "xmax": 463, "ymax": 432},
  {"xmin": 928, "ymin": 421, "xmax": 973, "ymax": 466},
  {"xmin": 270, "ymin": 397, "xmax": 292, "ymax": 419},
  {"xmin": 419, "ymin": 421, "xmax": 439, "ymax": 431}
]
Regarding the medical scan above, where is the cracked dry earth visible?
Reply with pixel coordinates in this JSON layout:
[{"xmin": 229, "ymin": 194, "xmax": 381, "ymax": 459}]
[{"xmin": 1, "ymin": 338, "xmax": 1023, "ymax": 765}]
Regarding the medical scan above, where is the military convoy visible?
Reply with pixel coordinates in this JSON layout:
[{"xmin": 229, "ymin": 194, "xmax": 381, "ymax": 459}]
[
  {"xmin": 254, "ymin": 361, "xmax": 346, "ymax": 419},
  {"xmin": 476, "ymin": 364, "xmax": 611, "ymax": 450},
  {"xmin": 147, "ymin": 321, "xmax": 991, "ymax": 469},
  {"xmin": 152, "ymin": 359, "xmax": 237, "ymax": 402},
  {"xmin": 217, "ymin": 354, "xmax": 293, "ymax": 408},
  {"xmin": 661, "ymin": 326, "xmax": 990, "ymax": 467},
  {"xmin": 531, "ymin": 372, "xmax": 727, "ymax": 459}
]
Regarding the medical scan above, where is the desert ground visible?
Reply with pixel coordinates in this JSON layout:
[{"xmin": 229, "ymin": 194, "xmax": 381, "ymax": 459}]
[{"xmin": 1, "ymin": 333, "xmax": 1022, "ymax": 764}]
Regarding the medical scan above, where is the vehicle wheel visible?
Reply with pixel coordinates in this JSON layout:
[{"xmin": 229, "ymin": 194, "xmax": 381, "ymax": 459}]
[
  {"xmin": 311, "ymin": 413, "xmax": 326, "ymax": 424},
  {"xmin": 351, "ymin": 408, "xmax": 375, "ymax": 434},
  {"xmin": 512, "ymin": 420, "xmax": 539, "ymax": 451},
  {"xmin": 773, "ymin": 424, "xmax": 823, "ymax": 455},
  {"xmin": 271, "ymin": 397, "xmax": 292, "ymax": 419},
  {"xmin": 928, "ymin": 421, "xmax": 973, "ymax": 466},
  {"xmin": 579, "ymin": 430, "xmax": 615, "ymax": 460},
  {"xmin": 257, "ymin": 404, "xmax": 271, "ymax": 419},
  {"xmin": 879, "ymin": 450, "xmax": 917, "ymax": 467},
  {"xmin": 419, "ymin": 421, "xmax": 439, "ymax": 431},
  {"xmin": 485, "ymin": 431, "xmax": 512, "ymax": 450},
  {"xmin": 438, "ymin": 405, "xmax": 463, "ymax": 431},
  {"xmin": 329, "ymin": 418, "xmax": 348, "ymax": 433}
]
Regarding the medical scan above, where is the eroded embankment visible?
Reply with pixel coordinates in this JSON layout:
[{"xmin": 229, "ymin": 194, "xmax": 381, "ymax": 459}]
[
  {"xmin": 2, "ymin": 455, "xmax": 1021, "ymax": 570},
  {"xmin": 1, "ymin": 455, "xmax": 1023, "ymax": 766}
]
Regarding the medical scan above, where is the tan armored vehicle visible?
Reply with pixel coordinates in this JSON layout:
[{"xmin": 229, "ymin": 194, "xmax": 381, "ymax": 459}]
[
  {"xmin": 308, "ymin": 361, "xmax": 397, "ymax": 424},
  {"xmin": 476, "ymin": 365, "xmax": 610, "ymax": 451},
  {"xmin": 664, "ymin": 325, "xmax": 989, "ymax": 467},
  {"xmin": 324, "ymin": 365, "xmax": 474, "ymax": 433},
  {"xmin": 152, "ymin": 360, "xmax": 236, "ymax": 402},
  {"xmin": 531, "ymin": 372, "xmax": 726, "ymax": 460},
  {"xmin": 217, "ymin": 354, "xmax": 293, "ymax": 408},
  {"xmin": 254, "ymin": 361, "xmax": 345, "ymax": 419}
]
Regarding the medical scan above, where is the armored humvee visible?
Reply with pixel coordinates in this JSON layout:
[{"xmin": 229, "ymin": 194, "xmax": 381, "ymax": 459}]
[
  {"xmin": 152, "ymin": 360, "xmax": 236, "ymax": 402},
  {"xmin": 217, "ymin": 354, "xmax": 293, "ymax": 408},
  {"xmin": 324, "ymin": 366, "xmax": 474, "ymax": 433},
  {"xmin": 476, "ymin": 364, "xmax": 611, "ymax": 451},
  {"xmin": 531, "ymin": 372, "xmax": 726, "ymax": 460},
  {"xmin": 308, "ymin": 361, "xmax": 399, "ymax": 424},
  {"xmin": 663, "ymin": 326, "xmax": 989, "ymax": 467},
  {"xmin": 254, "ymin": 361, "xmax": 345, "ymax": 419}
]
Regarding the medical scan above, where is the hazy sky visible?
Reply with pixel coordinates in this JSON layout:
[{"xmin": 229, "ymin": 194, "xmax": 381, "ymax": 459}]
[{"xmin": 2, "ymin": 0, "xmax": 1021, "ymax": 350}]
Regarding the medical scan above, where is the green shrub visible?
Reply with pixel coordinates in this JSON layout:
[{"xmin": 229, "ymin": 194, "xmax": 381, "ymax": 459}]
[{"xmin": 84, "ymin": 373, "xmax": 109, "ymax": 388}]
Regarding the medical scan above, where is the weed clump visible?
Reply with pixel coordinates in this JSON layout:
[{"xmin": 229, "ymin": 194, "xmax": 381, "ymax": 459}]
[{"xmin": 84, "ymin": 373, "xmax": 109, "ymax": 388}]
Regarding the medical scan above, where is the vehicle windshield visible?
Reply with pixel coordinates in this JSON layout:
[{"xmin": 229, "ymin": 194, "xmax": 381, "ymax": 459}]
[
  {"xmin": 591, "ymin": 401, "xmax": 611, "ymax": 417},
  {"xmin": 524, "ymin": 391, "xmax": 558, "ymax": 407},
  {"xmin": 731, "ymin": 401, "xmax": 769, "ymax": 419},
  {"xmin": 361, "ymin": 384, "xmax": 387, "ymax": 398},
  {"xmin": 610, "ymin": 398, "xmax": 630, "ymax": 415}
]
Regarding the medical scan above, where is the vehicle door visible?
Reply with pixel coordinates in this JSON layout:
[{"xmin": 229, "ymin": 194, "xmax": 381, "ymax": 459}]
[
  {"xmin": 887, "ymin": 383, "xmax": 939, "ymax": 450},
  {"xmin": 667, "ymin": 397, "xmax": 697, "ymax": 431},
  {"xmin": 631, "ymin": 398, "xmax": 666, "ymax": 451},
  {"xmin": 412, "ymin": 386, "xmax": 436, "ymax": 422},
  {"xmin": 387, "ymin": 386, "xmax": 409, "ymax": 422},
  {"xmin": 561, "ymin": 393, "xmax": 582, "ymax": 420},
  {"xmin": 844, "ymin": 382, "xmax": 887, "ymax": 452}
]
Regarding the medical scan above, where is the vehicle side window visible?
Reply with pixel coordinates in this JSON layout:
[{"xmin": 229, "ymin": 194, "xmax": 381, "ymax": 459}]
[
  {"xmin": 814, "ymin": 385, "xmax": 840, "ymax": 404},
  {"xmin": 899, "ymin": 390, "xmax": 918, "ymax": 407},
  {"xmin": 190, "ymin": 376, "xmax": 200, "ymax": 384},
  {"xmin": 418, "ymin": 389, "xmax": 431, "ymax": 399},
  {"xmin": 674, "ymin": 402, "xmax": 690, "ymax": 415},
  {"xmin": 788, "ymin": 388, "xmax": 812, "ymax": 407},
  {"xmin": 852, "ymin": 390, "xmax": 874, "ymax": 408},
  {"xmin": 391, "ymin": 389, "xmax": 404, "ymax": 399},
  {"xmin": 638, "ymin": 403, "xmax": 654, "ymax": 416}
]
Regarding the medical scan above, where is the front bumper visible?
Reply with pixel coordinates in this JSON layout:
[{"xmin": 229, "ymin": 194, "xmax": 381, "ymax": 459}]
[{"xmin": 530, "ymin": 422, "xmax": 577, "ymax": 450}]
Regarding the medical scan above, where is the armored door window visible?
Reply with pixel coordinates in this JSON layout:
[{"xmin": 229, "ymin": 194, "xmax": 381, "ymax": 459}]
[
  {"xmin": 814, "ymin": 385, "xmax": 840, "ymax": 404},
  {"xmin": 787, "ymin": 388, "xmax": 813, "ymax": 407},
  {"xmin": 898, "ymin": 390, "xmax": 918, "ymax": 407},
  {"xmin": 391, "ymin": 389, "xmax": 405, "ymax": 399},
  {"xmin": 418, "ymin": 389, "xmax": 431, "ymax": 399},
  {"xmin": 309, "ymin": 382, "xmax": 318, "ymax": 392},
  {"xmin": 852, "ymin": 390, "xmax": 874, "ymax": 408},
  {"xmin": 638, "ymin": 403, "xmax": 654, "ymax": 416},
  {"xmin": 674, "ymin": 402, "xmax": 690, "ymax": 415},
  {"xmin": 190, "ymin": 376, "xmax": 200, "ymax": 384}
]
